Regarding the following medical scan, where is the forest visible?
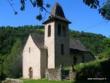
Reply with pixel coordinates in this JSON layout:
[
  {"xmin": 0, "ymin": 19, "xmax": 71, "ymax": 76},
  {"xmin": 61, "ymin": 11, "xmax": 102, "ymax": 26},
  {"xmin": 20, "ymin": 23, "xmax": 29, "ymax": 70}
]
[{"xmin": 0, "ymin": 25, "xmax": 110, "ymax": 81}]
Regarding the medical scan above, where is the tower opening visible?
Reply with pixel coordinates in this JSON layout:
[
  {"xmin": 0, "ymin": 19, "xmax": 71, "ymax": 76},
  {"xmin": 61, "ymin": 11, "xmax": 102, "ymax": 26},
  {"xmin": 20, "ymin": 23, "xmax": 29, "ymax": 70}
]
[
  {"xmin": 62, "ymin": 26, "xmax": 66, "ymax": 36},
  {"xmin": 48, "ymin": 25, "xmax": 51, "ymax": 37},
  {"xmin": 58, "ymin": 23, "xmax": 61, "ymax": 36},
  {"xmin": 61, "ymin": 44, "xmax": 64, "ymax": 55}
]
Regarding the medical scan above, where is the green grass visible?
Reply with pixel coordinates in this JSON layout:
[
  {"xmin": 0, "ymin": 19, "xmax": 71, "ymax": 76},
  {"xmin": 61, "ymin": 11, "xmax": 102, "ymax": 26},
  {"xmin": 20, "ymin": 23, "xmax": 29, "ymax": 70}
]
[
  {"xmin": 23, "ymin": 79, "xmax": 73, "ymax": 83},
  {"xmin": 23, "ymin": 79, "xmax": 110, "ymax": 83}
]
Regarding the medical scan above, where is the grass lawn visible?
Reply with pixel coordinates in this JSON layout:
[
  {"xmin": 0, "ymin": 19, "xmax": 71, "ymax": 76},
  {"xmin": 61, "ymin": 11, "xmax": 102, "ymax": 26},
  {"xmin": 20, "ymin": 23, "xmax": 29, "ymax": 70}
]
[
  {"xmin": 23, "ymin": 79, "xmax": 110, "ymax": 83},
  {"xmin": 23, "ymin": 79, "xmax": 73, "ymax": 83}
]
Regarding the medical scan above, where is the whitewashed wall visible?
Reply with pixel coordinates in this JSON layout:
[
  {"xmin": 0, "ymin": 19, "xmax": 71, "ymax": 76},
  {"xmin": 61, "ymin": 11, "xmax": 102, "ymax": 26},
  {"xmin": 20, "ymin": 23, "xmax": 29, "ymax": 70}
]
[{"xmin": 22, "ymin": 35, "xmax": 41, "ymax": 79}]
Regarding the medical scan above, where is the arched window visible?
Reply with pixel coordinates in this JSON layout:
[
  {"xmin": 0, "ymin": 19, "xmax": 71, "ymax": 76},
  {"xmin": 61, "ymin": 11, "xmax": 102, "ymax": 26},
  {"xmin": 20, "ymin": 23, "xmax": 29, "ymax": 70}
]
[
  {"xmin": 58, "ymin": 24, "xmax": 61, "ymax": 36},
  {"xmin": 48, "ymin": 25, "xmax": 51, "ymax": 37},
  {"xmin": 61, "ymin": 44, "xmax": 64, "ymax": 55}
]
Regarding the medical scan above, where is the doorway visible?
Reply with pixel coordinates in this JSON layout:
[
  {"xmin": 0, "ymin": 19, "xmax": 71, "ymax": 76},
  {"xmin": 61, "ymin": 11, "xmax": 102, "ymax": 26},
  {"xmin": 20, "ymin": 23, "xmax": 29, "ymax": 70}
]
[{"xmin": 28, "ymin": 67, "xmax": 33, "ymax": 79}]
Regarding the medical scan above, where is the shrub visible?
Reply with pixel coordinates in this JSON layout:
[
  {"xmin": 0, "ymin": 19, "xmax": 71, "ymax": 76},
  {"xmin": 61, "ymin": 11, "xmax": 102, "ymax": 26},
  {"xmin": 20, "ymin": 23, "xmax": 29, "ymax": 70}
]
[{"xmin": 74, "ymin": 59, "xmax": 108, "ymax": 80}]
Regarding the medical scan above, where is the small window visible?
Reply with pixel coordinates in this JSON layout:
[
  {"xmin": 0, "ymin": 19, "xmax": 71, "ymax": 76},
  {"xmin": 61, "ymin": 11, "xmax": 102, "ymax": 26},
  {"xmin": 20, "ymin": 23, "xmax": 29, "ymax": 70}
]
[
  {"xmin": 29, "ymin": 47, "xmax": 31, "ymax": 53},
  {"xmin": 48, "ymin": 25, "xmax": 51, "ymax": 37},
  {"xmin": 62, "ymin": 26, "xmax": 66, "ymax": 36},
  {"xmin": 61, "ymin": 44, "xmax": 64, "ymax": 55},
  {"xmin": 58, "ymin": 24, "xmax": 61, "ymax": 36}
]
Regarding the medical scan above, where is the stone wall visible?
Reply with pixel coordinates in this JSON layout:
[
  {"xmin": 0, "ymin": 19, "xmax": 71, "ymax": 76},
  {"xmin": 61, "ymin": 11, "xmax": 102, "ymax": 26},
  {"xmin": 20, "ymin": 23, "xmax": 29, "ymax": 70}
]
[
  {"xmin": 45, "ymin": 67, "xmax": 76, "ymax": 80},
  {"xmin": 46, "ymin": 68, "xmax": 62, "ymax": 80},
  {"xmin": 2, "ymin": 78, "xmax": 23, "ymax": 83},
  {"xmin": 69, "ymin": 68, "xmax": 76, "ymax": 80},
  {"xmin": 41, "ymin": 48, "xmax": 48, "ymax": 78}
]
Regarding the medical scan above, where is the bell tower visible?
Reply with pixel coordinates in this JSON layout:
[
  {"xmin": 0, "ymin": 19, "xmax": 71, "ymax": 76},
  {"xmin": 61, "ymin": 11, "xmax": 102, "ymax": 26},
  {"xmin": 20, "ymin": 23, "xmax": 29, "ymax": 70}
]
[{"xmin": 43, "ymin": 2, "xmax": 71, "ymax": 69}]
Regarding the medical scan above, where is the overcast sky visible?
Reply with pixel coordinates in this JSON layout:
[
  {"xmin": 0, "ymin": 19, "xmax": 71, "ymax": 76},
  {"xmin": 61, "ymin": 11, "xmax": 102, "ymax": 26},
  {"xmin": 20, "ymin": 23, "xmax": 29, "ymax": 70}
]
[{"xmin": 0, "ymin": 0, "xmax": 110, "ymax": 37}]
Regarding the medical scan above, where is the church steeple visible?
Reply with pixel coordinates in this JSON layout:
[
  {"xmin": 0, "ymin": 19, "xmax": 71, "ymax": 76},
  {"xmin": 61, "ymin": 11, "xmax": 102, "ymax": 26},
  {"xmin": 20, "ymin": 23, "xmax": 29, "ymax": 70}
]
[
  {"xmin": 44, "ymin": 2, "xmax": 70, "ymax": 69},
  {"xmin": 51, "ymin": 2, "xmax": 65, "ymax": 18},
  {"xmin": 43, "ymin": 2, "xmax": 71, "ymax": 24}
]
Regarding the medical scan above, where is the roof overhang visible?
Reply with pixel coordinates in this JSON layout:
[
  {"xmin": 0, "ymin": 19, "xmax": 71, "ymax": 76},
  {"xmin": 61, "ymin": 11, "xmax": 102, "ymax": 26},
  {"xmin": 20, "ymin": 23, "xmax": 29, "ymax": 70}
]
[{"xmin": 43, "ymin": 16, "xmax": 71, "ymax": 24}]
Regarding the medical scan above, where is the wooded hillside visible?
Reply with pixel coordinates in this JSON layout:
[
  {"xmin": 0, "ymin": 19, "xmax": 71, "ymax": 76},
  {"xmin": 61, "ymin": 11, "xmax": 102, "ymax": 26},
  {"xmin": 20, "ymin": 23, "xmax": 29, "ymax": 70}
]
[{"xmin": 0, "ymin": 25, "xmax": 110, "ymax": 79}]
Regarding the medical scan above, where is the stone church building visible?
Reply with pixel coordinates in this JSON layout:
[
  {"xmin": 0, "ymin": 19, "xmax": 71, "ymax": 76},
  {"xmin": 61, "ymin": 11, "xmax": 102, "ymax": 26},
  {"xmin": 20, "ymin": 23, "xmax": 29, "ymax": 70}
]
[{"xmin": 22, "ymin": 3, "xmax": 94, "ymax": 80}]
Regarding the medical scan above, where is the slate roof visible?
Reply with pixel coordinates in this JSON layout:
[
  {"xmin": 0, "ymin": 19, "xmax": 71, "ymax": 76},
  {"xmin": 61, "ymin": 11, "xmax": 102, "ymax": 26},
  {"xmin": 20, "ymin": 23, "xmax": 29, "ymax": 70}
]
[
  {"xmin": 31, "ymin": 33, "xmax": 44, "ymax": 49},
  {"xmin": 30, "ymin": 33, "xmax": 88, "ymax": 51},
  {"xmin": 70, "ymin": 39, "xmax": 87, "ymax": 52},
  {"xmin": 43, "ymin": 2, "xmax": 71, "ymax": 24},
  {"xmin": 51, "ymin": 2, "xmax": 65, "ymax": 18}
]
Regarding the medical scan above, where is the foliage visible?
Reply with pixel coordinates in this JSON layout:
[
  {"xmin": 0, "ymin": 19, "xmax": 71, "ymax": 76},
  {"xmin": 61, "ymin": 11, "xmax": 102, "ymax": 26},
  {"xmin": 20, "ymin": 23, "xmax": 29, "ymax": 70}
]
[
  {"xmin": 74, "ymin": 56, "xmax": 110, "ymax": 80},
  {"xmin": 70, "ymin": 30, "xmax": 107, "ymax": 55},
  {"xmin": 74, "ymin": 60, "xmax": 101, "ymax": 72},
  {"xmin": 73, "ymin": 35, "xmax": 110, "ymax": 80},
  {"xmin": 20, "ymin": 0, "xmax": 50, "ymax": 20},
  {"xmin": 0, "ymin": 25, "xmax": 44, "ymax": 80},
  {"xmin": 98, "ymin": 38, "xmax": 110, "ymax": 59},
  {"xmin": 3, "ymin": 39, "xmax": 22, "ymax": 78},
  {"xmin": 102, "ymin": 38, "xmax": 110, "ymax": 49},
  {"xmin": 83, "ymin": 0, "xmax": 110, "ymax": 20},
  {"xmin": 0, "ymin": 25, "xmax": 109, "ymax": 79},
  {"xmin": 74, "ymin": 58, "xmax": 109, "ymax": 71},
  {"xmin": 7, "ymin": 0, "xmax": 110, "ymax": 20},
  {"xmin": 98, "ymin": 48, "xmax": 110, "ymax": 59},
  {"xmin": 99, "ymin": 0, "xmax": 110, "ymax": 20},
  {"xmin": 83, "ymin": 0, "xmax": 100, "ymax": 8}
]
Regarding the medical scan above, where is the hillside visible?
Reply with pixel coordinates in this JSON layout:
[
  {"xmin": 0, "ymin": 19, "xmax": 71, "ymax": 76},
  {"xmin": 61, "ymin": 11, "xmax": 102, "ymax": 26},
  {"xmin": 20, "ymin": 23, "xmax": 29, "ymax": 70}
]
[
  {"xmin": 0, "ymin": 26, "xmax": 107, "ymax": 55},
  {"xmin": 0, "ymin": 25, "xmax": 110, "ymax": 80}
]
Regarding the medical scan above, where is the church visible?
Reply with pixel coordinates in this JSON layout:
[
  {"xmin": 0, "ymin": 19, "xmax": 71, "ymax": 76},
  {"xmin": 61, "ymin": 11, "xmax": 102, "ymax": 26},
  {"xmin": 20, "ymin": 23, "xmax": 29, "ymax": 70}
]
[{"xmin": 22, "ymin": 2, "xmax": 95, "ymax": 80}]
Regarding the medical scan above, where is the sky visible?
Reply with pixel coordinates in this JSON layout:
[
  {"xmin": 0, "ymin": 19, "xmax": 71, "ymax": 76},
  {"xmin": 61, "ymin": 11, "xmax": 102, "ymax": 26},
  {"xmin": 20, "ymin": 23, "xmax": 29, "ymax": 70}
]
[{"xmin": 0, "ymin": 0, "xmax": 110, "ymax": 37}]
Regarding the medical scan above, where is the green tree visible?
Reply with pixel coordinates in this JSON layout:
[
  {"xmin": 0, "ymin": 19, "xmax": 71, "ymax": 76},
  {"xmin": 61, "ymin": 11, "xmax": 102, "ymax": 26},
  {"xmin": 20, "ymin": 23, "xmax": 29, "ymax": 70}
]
[
  {"xmin": 98, "ymin": 38, "xmax": 110, "ymax": 59},
  {"xmin": 98, "ymin": 48, "xmax": 110, "ymax": 59},
  {"xmin": 3, "ymin": 39, "xmax": 22, "ymax": 78},
  {"xmin": 102, "ymin": 38, "xmax": 110, "ymax": 49},
  {"xmin": 0, "ymin": 25, "xmax": 109, "ymax": 78}
]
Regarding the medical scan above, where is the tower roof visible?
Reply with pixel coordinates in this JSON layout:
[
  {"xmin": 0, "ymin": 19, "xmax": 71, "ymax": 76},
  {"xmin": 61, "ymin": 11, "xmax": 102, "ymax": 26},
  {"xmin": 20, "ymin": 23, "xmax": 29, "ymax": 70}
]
[
  {"xmin": 43, "ymin": 2, "xmax": 71, "ymax": 24},
  {"xmin": 51, "ymin": 2, "xmax": 65, "ymax": 18}
]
